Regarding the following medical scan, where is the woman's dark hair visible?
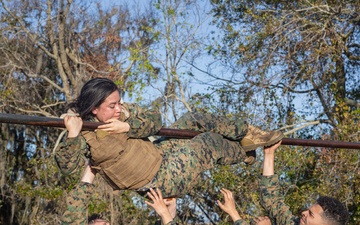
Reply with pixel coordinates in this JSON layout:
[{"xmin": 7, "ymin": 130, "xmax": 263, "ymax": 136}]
[{"xmin": 67, "ymin": 78, "xmax": 119, "ymax": 120}]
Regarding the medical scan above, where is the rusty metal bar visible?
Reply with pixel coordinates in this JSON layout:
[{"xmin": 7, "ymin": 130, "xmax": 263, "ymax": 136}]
[
  {"xmin": 157, "ymin": 128, "xmax": 360, "ymax": 149},
  {"xmin": 1, "ymin": 113, "xmax": 359, "ymax": 149},
  {"xmin": 280, "ymin": 138, "xmax": 360, "ymax": 149},
  {"xmin": 0, "ymin": 113, "xmax": 102, "ymax": 130}
]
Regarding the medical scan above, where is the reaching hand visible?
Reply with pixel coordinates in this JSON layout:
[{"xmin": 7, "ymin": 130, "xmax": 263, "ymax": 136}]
[
  {"xmin": 163, "ymin": 197, "xmax": 177, "ymax": 219},
  {"xmin": 145, "ymin": 188, "xmax": 175, "ymax": 224},
  {"xmin": 263, "ymin": 141, "xmax": 282, "ymax": 155},
  {"xmin": 262, "ymin": 141, "xmax": 282, "ymax": 176},
  {"xmin": 97, "ymin": 118, "xmax": 130, "ymax": 133},
  {"xmin": 217, "ymin": 188, "xmax": 242, "ymax": 222}
]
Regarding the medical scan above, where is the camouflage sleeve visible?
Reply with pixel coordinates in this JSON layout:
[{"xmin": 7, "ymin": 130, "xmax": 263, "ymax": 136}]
[
  {"xmin": 153, "ymin": 215, "xmax": 182, "ymax": 225},
  {"xmin": 259, "ymin": 174, "xmax": 298, "ymax": 225},
  {"xmin": 233, "ymin": 219, "xmax": 250, "ymax": 225},
  {"xmin": 164, "ymin": 221, "xmax": 180, "ymax": 225},
  {"xmin": 54, "ymin": 134, "xmax": 88, "ymax": 175},
  {"xmin": 123, "ymin": 103, "xmax": 162, "ymax": 138},
  {"xmin": 61, "ymin": 182, "xmax": 95, "ymax": 225}
]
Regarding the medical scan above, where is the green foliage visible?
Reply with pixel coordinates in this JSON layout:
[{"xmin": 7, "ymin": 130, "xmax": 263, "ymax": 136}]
[
  {"xmin": 0, "ymin": 0, "xmax": 359, "ymax": 224},
  {"xmin": 207, "ymin": 2, "xmax": 360, "ymax": 222},
  {"xmin": 210, "ymin": 0, "xmax": 360, "ymax": 126}
]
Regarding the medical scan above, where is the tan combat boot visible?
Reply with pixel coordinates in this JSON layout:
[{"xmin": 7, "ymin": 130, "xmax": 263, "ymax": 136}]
[{"xmin": 241, "ymin": 125, "xmax": 284, "ymax": 152}]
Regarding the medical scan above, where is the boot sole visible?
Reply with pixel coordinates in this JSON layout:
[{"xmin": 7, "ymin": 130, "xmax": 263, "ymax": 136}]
[{"xmin": 242, "ymin": 133, "xmax": 284, "ymax": 151}]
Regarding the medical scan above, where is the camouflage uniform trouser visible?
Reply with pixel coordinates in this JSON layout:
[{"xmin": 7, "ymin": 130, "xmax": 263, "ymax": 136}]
[
  {"xmin": 61, "ymin": 182, "xmax": 94, "ymax": 225},
  {"xmin": 148, "ymin": 112, "xmax": 248, "ymax": 197}
]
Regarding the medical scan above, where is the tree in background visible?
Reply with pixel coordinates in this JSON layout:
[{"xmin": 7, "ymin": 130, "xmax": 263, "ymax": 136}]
[
  {"xmin": 0, "ymin": 0, "xmax": 159, "ymax": 224},
  {"xmin": 143, "ymin": 0, "xmax": 215, "ymax": 123},
  {"xmin": 208, "ymin": 0, "xmax": 359, "ymax": 129},
  {"xmin": 207, "ymin": 0, "xmax": 359, "ymax": 223},
  {"xmin": 0, "ymin": 0, "xmax": 359, "ymax": 224}
]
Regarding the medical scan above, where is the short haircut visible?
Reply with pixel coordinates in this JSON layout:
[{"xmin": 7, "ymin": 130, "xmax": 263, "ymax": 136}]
[
  {"xmin": 88, "ymin": 213, "xmax": 109, "ymax": 224},
  {"xmin": 316, "ymin": 196, "xmax": 349, "ymax": 225}
]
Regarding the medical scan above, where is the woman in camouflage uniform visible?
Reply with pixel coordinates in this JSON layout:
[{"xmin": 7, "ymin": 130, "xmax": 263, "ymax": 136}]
[{"xmin": 55, "ymin": 78, "xmax": 283, "ymax": 198}]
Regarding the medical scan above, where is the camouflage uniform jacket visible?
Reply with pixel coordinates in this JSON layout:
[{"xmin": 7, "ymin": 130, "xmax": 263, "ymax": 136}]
[
  {"xmin": 159, "ymin": 218, "xmax": 181, "ymax": 225},
  {"xmin": 60, "ymin": 181, "xmax": 178, "ymax": 225},
  {"xmin": 234, "ymin": 219, "xmax": 249, "ymax": 225},
  {"xmin": 165, "ymin": 221, "xmax": 179, "ymax": 225},
  {"xmin": 259, "ymin": 174, "xmax": 300, "ymax": 225},
  {"xmin": 55, "ymin": 102, "xmax": 163, "ymax": 177}
]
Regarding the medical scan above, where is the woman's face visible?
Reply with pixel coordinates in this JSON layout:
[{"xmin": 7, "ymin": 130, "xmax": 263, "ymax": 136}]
[{"xmin": 91, "ymin": 90, "xmax": 122, "ymax": 122}]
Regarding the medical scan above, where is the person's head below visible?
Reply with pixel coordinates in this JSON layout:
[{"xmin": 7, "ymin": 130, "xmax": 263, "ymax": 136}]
[
  {"xmin": 88, "ymin": 214, "xmax": 110, "ymax": 225},
  {"xmin": 68, "ymin": 78, "xmax": 122, "ymax": 122},
  {"xmin": 301, "ymin": 196, "xmax": 348, "ymax": 225}
]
